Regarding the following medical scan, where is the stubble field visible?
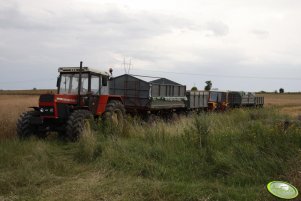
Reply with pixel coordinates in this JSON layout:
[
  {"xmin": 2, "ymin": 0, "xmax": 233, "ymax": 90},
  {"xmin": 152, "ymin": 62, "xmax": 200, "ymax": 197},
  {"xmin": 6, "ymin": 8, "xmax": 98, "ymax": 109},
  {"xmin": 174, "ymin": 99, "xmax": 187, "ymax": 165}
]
[
  {"xmin": 259, "ymin": 93, "xmax": 301, "ymax": 118},
  {"xmin": 0, "ymin": 93, "xmax": 301, "ymax": 201}
]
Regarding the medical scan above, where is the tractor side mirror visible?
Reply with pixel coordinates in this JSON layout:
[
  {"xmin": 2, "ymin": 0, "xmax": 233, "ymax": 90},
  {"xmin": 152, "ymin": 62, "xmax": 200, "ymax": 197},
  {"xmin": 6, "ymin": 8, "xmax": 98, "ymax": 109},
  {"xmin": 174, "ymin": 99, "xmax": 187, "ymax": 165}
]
[{"xmin": 56, "ymin": 76, "xmax": 61, "ymax": 88}]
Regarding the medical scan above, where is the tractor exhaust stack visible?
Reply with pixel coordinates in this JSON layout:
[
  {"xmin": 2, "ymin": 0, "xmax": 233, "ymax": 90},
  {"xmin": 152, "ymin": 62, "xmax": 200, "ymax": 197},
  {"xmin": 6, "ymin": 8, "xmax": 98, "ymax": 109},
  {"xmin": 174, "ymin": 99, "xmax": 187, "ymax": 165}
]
[{"xmin": 78, "ymin": 61, "xmax": 83, "ymax": 106}]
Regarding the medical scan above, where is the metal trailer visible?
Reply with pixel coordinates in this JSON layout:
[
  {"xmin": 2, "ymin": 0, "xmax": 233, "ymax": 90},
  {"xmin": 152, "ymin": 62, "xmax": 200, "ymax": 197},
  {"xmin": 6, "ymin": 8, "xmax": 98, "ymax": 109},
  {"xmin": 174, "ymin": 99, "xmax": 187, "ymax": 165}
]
[
  {"xmin": 228, "ymin": 91, "xmax": 256, "ymax": 107},
  {"xmin": 186, "ymin": 91, "xmax": 209, "ymax": 110},
  {"xmin": 109, "ymin": 74, "xmax": 187, "ymax": 113},
  {"xmin": 255, "ymin": 96, "xmax": 264, "ymax": 107}
]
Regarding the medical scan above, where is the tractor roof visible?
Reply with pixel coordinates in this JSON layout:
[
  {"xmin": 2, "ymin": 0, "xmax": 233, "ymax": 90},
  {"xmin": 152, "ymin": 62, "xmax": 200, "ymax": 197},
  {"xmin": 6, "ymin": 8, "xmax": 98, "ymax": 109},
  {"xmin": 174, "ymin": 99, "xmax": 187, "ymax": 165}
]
[{"xmin": 58, "ymin": 67, "xmax": 109, "ymax": 76}]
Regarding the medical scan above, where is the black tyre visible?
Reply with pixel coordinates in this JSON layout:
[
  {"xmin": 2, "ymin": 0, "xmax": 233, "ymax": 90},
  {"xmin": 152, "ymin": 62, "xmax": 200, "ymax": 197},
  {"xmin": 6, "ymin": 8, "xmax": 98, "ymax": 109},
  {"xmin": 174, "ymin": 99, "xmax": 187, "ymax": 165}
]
[
  {"xmin": 103, "ymin": 100, "xmax": 125, "ymax": 127},
  {"xmin": 16, "ymin": 111, "xmax": 45, "ymax": 139},
  {"xmin": 66, "ymin": 110, "xmax": 94, "ymax": 141}
]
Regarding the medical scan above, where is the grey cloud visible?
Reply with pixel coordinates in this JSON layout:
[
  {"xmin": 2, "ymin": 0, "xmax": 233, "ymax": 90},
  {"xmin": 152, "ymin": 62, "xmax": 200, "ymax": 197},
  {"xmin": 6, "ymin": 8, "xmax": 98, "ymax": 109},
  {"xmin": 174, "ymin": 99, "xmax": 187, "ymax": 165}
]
[
  {"xmin": 86, "ymin": 7, "xmax": 194, "ymax": 39},
  {"xmin": 251, "ymin": 29, "xmax": 269, "ymax": 39},
  {"xmin": 205, "ymin": 21, "xmax": 229, "ymax": 37},
  {"xmin": 0, "ymin": 3, "xmax": 195, "ymax": 68},
  {"xmin": 0, "ymin": 3, "xmax": 50, "ymax": 30},
  {"xmin": 0, "ymin": 3, "xmax": 193, "ymax": 37}
]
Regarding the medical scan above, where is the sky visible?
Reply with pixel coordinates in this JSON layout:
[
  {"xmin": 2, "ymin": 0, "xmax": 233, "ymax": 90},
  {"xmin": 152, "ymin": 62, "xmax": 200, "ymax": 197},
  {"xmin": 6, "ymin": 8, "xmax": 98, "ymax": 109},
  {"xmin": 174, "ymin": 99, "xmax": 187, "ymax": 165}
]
[{"xmin": 0, "ymin": 0, "xmax": 300, "ymax": 92}]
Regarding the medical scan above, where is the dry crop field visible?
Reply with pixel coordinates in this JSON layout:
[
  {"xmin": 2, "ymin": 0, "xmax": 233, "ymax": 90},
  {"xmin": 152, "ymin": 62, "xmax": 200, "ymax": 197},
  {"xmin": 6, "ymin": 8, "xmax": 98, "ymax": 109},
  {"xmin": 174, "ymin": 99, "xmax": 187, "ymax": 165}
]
[
  {"xmin": 0, "ymin": 95, "xmax": 39, "ymax": 139},
  {"xmin": 259, "ymin": 93, "xmax": 301, "ymax": 118},
  {"xmin": 0, "ymin": 89, "xmax": 56, "ymax": 95}
]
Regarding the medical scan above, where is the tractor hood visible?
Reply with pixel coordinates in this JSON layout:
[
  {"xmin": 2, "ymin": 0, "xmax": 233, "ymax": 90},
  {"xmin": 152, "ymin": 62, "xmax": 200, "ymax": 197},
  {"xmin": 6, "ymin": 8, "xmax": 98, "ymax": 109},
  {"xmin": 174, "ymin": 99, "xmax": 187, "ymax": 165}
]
[
  {"xmin": 39, "ymin": 94, "xmax": 78, "ymax": 104},
  {"xmin": 39, "ymin": 94, "xmax": 54, "ymax": 102}
]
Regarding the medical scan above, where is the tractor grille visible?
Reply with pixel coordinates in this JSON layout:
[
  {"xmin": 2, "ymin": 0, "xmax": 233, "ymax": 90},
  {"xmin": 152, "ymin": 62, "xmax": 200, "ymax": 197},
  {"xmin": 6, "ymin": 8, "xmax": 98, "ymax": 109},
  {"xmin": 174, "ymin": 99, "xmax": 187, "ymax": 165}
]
[
  {"xmin": 57, "ymin": 103, "xmax": 69, "ymax": 119},
  {"xmin": 40, "ymin": 94, "xmax": 54, "ymax": 102}
]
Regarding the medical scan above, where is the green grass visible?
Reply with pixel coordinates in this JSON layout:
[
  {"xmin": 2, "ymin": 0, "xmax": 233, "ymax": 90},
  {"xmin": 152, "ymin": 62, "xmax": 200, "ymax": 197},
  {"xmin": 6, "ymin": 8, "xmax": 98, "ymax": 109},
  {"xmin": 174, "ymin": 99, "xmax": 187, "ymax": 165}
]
[{"xmin": 1, "ymin": 108, "xmax": 301, "ymax": 201}]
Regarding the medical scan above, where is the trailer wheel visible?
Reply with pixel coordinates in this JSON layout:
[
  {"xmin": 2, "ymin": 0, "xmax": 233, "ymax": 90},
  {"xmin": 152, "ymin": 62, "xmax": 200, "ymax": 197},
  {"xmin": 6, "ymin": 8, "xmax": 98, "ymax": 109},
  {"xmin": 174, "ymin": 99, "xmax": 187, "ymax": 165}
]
[
  {"xmin": 147, "ymin": 113, "xmax": 159, "ymax": 123},
  {"xmin": 66, "ymin": 110, "xmax": 94, "ymax": 141},
  {"xmin": 103, "ymin": 100, "xmax": 125, "ymax": 127},
  {"xmin": 16, "ymin": 111, "xmax": 45, "ymax": 139}
]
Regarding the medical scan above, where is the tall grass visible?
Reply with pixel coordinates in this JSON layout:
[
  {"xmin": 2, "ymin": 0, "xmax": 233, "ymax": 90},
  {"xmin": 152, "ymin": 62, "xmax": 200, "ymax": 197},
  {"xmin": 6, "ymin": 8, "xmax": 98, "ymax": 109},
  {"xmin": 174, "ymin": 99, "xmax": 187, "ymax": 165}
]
[
  {"xmin": 96, "ymin": 108, "xmax": 301, "ymax": 200},
  {"xmin": 75, "ymin": 127, "xmax": 102, "ymax": 163},
  {"xmin": 1, "ymin": 108, "xmax": 301, "ymax": 200}
]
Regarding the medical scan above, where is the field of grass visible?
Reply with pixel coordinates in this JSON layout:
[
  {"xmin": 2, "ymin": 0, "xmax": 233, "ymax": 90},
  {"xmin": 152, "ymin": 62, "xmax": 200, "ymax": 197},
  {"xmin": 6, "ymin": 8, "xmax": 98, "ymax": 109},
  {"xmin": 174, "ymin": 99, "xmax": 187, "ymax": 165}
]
[{"xmin": 0, "ymin": 93, "xmax": 301, "ymax": 200}]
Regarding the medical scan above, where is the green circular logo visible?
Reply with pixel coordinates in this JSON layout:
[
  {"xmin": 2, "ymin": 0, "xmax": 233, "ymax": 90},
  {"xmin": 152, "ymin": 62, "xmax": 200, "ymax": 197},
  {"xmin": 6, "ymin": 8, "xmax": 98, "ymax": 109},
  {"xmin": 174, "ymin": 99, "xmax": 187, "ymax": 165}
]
[{"xmin": 267, "ymin": 181, "xmax": 298, "ymax": 199}]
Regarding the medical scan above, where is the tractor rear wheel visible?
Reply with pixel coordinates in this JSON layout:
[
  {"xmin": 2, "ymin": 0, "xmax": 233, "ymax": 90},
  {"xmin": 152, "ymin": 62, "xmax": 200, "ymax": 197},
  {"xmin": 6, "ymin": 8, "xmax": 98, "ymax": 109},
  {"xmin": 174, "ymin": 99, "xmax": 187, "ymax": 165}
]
[
  {"xmin": 16, "ymin": 111, "xmax": 45, "ymax": 139},
  {"xmin": 103, "ymin": 100, "xmax": 125, "ymax": 127},
  {"xmin": 66, "ymin": 110, "xmax": 94, "ymax": 141}
]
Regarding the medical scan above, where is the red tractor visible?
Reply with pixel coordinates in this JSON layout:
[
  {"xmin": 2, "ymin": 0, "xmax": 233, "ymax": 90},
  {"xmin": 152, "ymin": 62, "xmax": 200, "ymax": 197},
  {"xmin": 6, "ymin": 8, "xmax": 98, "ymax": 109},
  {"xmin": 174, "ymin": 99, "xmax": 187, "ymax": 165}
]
[{"xmin": 17, "ymin": 62, "xmax": 125, "ymax": 141}]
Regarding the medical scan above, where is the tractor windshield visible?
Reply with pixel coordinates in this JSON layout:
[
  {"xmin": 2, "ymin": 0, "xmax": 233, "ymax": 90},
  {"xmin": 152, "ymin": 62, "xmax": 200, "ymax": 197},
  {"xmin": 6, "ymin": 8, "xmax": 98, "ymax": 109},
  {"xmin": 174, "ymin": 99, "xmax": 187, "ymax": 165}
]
[
  {"xmin": 209, "ymin": 92, "xmax": 227, "ymax": 103},
  {"xmin": 59, "ymin": 73, "xmax": 89, "ymax": 95},
  {"xmin": 209, "ymin": 92, "xmax": 218, "ymax": 102}
]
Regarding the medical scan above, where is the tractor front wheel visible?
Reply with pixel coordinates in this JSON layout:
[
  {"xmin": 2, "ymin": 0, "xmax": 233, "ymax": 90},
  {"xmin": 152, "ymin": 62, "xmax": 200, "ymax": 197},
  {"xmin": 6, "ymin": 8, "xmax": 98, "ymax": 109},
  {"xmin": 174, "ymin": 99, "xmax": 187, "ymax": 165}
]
[
  {"xmin": 66, "ymin": 110, "xmax": 94, "ymax": 141},
  {"xmin": 16, "ymin": 111, "xmax": 46, "ymax": 139}
]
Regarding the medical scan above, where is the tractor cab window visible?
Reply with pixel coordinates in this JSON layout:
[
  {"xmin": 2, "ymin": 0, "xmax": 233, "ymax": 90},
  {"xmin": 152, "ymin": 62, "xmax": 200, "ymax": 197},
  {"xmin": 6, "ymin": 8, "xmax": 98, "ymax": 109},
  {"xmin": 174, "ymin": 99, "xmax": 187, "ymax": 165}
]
[
  {"xmin": 218, "ymin": 93, "xmax": 227, "ymax": 103},
  {"xmin": 59, "ymin": 74, "xmax": 71, "ymax": 94},
  {"xmin": 91, "ymin": 75, "xmax": 100, "ymax": 95},
  {"xmin": 59, "ymin": 73, "xmax": 89, "ymax": 95},
  {"xmin": 81, "ymin": 75, "xmax": 89, "ymax": 94},
  {"xmin": 209, "ymin": 92, "xmax": 218, "ymax": 102}
]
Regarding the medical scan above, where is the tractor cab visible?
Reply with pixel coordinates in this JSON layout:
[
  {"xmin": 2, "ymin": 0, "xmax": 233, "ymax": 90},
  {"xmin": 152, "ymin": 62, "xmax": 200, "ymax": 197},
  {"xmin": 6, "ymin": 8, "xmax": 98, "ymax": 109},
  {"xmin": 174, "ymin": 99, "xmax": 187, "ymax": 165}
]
[
  {"xmin": 208, "ymin": 91, "xmax": 229, "ymax": 111},
  {"xmin": 57, "ymin": 67, "xmax": 110, "ymax": 96}
]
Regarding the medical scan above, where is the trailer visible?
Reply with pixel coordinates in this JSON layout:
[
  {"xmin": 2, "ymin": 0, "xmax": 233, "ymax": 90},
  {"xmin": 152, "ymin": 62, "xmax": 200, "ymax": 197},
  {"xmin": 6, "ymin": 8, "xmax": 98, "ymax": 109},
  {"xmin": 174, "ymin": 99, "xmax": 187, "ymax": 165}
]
[
  {"xmin": 186, "ymin": 90, "xmax": 209, "ymax": 111},
  {"xmin": 109, "ymin": 74, "xmax": 187, "ymax": 114},
  {"xmin": 255, "ymin": 96, "xmax": 264, "ymax": 107},
  {"xmin": 228, "ymin": 91, "xmax": 264, "ymax": 107}
]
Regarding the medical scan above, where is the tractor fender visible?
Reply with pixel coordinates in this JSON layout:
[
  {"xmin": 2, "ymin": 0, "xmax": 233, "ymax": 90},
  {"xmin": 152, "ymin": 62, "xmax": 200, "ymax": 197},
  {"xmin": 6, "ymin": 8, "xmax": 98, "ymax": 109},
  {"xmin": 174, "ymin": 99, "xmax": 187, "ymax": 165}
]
[{"xmin": 107, "ymin": 96, "xmax": 124, "ymax": 104}]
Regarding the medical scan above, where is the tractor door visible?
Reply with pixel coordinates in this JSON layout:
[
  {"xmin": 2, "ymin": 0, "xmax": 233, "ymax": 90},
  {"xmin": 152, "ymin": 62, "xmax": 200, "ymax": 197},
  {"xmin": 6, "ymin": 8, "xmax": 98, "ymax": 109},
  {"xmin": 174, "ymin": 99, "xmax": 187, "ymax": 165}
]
[
  {"xmin": 89, "ymin": 74, "xmax": 100, "ymax": 114},
  {"xmin": 101, "ymin": 75, "xmax": 109, "ymax": 95}
]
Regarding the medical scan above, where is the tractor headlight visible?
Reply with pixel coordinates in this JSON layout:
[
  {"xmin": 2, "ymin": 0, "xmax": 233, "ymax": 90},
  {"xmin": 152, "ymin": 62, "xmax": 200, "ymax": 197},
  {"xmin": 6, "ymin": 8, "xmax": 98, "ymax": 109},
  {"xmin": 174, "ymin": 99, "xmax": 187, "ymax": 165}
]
[{"xmin": 40, "ymin": 107, "xmax": 54, "ymax": 114}]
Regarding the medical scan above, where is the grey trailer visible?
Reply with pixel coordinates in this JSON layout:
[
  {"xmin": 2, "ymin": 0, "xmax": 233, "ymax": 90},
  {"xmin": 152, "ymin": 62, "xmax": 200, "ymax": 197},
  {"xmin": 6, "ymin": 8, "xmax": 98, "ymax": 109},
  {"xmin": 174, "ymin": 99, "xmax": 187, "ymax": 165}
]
[
  {"xmin": 228, "ymin": 91, "xmax": 256, "ymax": 107},
  {"xmin": 255, "ymin": 96, "xmax": 264, "ymax": 107},
  {"xmin": 109, "ymin": 74, "xmax": 187, "ymax": 112},
  {"xmin": 186, "ymin": 90, "xmax": 209, "ymax": 110}
]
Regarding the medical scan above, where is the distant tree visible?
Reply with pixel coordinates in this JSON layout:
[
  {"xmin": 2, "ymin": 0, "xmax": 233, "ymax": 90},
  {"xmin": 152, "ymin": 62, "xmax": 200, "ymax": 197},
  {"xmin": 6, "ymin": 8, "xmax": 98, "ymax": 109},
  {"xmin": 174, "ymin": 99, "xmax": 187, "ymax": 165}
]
[
  {"xmin": 279, "ymin": 88, "xmax": 284, "ymax": 93},
  {"xmin": 204, "ymin": 81, "xmax": 212, "ymax": 91},
  {"xmin": 191, "ymin": 86, "xmax": 198, "ymax": 91},
  {"xmin": 274, "ymin": 90, "xmax": 278, "ymax": 94},
  {"xmin": 33, "ymin": 87, "xmax": 37, "ymax": 90}
]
